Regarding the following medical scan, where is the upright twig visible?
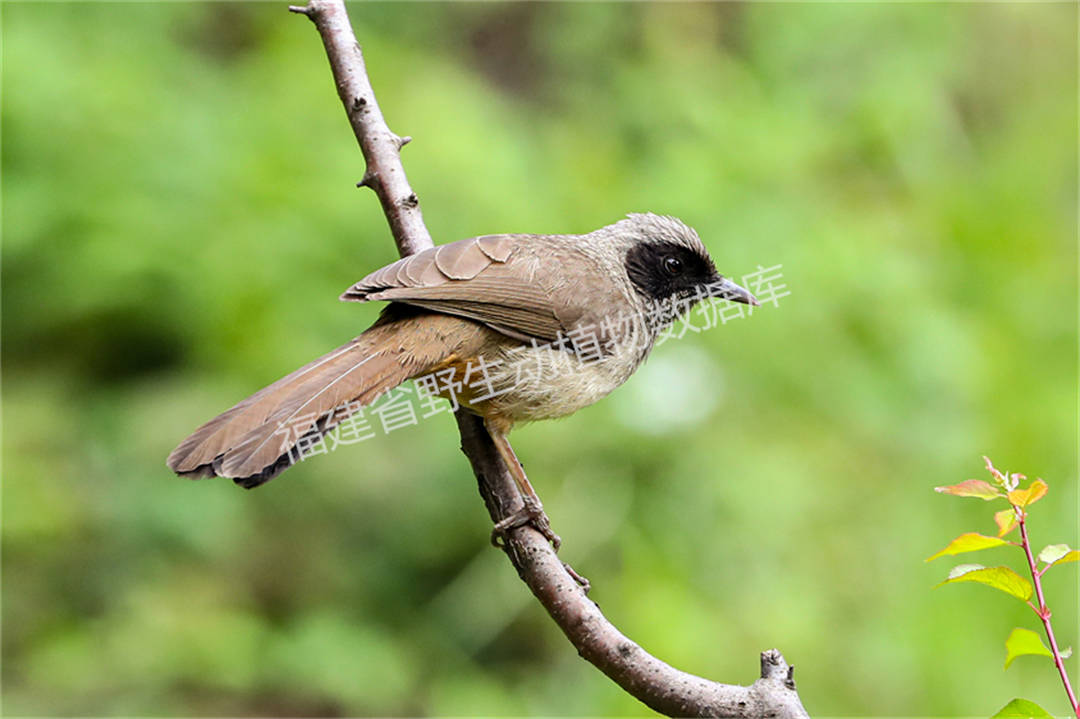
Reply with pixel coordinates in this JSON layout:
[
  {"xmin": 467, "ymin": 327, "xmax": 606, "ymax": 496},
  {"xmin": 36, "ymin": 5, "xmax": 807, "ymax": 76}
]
[
  {"xmin": 288, "ymin": 0, "xmax": 429, "ymax": 256},
  {"xmin": 933, "ymin": 458, "xmax": 1078, "ymax": 718},
  {"xmin": 289, "ymin": 2, "xmax": 809, "ymax": 716},
  {"xmin": 1018, "ymin": 510, "xmax": 1079, "ymax": 716}
]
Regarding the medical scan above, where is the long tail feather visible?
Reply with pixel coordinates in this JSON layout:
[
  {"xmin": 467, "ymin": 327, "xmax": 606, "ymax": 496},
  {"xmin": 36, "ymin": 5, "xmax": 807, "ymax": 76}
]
[{"xmin": 167, "ymin": 321, "xmax": 429, "ymax": 488}]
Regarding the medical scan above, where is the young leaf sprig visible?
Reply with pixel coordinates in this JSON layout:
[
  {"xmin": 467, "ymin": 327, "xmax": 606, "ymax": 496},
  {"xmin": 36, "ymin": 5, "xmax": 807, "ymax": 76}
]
[{"xmin": 930, "ymin": 456, "xmax": 1077, "ymax": 719}]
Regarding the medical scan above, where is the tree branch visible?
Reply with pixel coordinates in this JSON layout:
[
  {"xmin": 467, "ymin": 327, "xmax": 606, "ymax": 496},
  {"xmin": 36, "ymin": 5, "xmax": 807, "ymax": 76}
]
[
  {"xmin": 289, "ymin": 2, "xmax": 810, "ymax": 716},
  {"xmin": 288, "ymin": 0, "xmax": 429, "ymax": 256}
]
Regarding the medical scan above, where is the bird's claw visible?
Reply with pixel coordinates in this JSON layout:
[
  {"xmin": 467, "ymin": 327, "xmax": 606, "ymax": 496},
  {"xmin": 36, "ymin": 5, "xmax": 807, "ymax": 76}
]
[
  {"xmin": 490, "ymin": 495, "xmax": 561, "ymax": 551},
  {"xmin": 562, "ymin": 561, "xmax": 591, "ymax": 593},
  {"xmin": 489, "ymin": 500, "xmax": 592, "ymax": 592}
]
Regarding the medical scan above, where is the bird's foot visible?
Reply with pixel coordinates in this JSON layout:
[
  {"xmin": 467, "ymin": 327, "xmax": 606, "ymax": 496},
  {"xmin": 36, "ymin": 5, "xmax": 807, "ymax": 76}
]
[
  {"xmin": 491, "ymin": 495, "xmax": 561, "ymax": 551},
  {"xmin": 561, "ymin": 561, "xmax": 591, "ymax": 593},
  {"xmin": 490, "ymin": 498, "xmax": 590, "ymax": 592}
]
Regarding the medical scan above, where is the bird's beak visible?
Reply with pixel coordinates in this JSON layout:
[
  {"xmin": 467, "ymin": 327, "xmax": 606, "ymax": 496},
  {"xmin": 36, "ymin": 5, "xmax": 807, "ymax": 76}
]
[{"xmin": 708, "ymin": 276, "xmax": 760, "ymax": 306}]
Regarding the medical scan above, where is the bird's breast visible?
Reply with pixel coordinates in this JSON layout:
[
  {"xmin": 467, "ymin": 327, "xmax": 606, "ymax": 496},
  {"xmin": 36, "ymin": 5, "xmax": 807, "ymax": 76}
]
[{"xmin": 479, "ymin": 336, "xmax": 647, "ymax": 423}]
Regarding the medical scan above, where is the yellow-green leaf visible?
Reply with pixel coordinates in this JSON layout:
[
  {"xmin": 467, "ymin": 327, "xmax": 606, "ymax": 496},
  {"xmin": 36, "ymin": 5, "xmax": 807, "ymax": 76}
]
[
  {"xmin": 1037, "ymin": 544, "xmax": 1071, "ymax": 565},
  {"xmin": 1055, "ymin": 550, "xmax": 1079, "ymax": 566},
  {"xmin": 1004, "ymin": 627, "xmax": 1053, "ymax": 669},
  {"xmin": 1007, "ymin": 479, "xmax": 1048, "ymax": 508},
  {"xmin": 995, "ymin": 508, "xmax": 1018, "ymax": 537},
  {"xmin": 947, "ymin": 562, "xmax": 985, "ymax": 577},
  {"xmin": 937, "ymin": 565, "xmax": 1033, "ymax": 601},
  {"xmin": 1041, "ymin": 546, "xmax": 1075, "ymax": 570},
  {"xmin": 926, "ymin": 533, "xmax": 1010, "ymax": 562},
  {"xmin": 991, "ymin": 698, "xmax": 1053, "ymax": 718},
  {"xmin": 1040, "ymin": 545, "xmax": 1079, "ymax": 569},
  {"xmin": 934, "ymin": 479, "xmax": 1002, "ymax": 501}
]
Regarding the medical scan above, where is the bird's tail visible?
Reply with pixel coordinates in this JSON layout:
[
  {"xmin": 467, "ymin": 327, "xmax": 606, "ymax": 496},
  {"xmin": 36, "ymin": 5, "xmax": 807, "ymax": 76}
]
[{"xmin": 167, "ymin": 311, "xmax": 444, "ymax": 488}]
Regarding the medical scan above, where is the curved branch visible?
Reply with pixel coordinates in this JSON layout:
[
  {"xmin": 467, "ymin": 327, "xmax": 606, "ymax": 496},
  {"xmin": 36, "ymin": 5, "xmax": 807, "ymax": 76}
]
[
  {"xmin": 455, "ymin": 415, "xmax": 809, "ymax": 718},
  {"xmin": 288, "ymin": 2, "xmax": 810, "ymax": 717}
]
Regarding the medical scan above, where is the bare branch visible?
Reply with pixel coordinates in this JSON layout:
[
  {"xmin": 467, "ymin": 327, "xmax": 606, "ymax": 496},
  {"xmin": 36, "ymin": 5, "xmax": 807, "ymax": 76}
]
[
  {"xmin": 455, "ymin": 415, "xmax": 810, "ymax": 718},
  {"xmin": 291, "ymin": 0, "xmax": 431, "ymax": 256},
  {"xmin": 289, "ymin": 2, "xmax": 810, "ymax": 716}
]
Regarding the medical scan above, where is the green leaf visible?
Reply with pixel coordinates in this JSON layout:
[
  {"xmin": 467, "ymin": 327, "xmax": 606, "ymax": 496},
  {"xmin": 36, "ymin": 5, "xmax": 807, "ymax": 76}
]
[
  {"xmin": 1037, "ymin": 544, "xmax": 1079, "ymax": 568},
  {"xmin": 934, "ymin": 479, "xmax": 1002, "ymax": 500},
  {"xmin": 1055, "ymin": 551, "xmax": 1079, "ymax": 566},
  {"xmin": 1007, "ymin": 479, "xmax": 1048, "ymax": 508},
  {"xmin": 936, "ymin": 565, "xmax": 1033, "ymax": 601},
  {"xmin": 948, "ymin": 563, "xmax": 985, "ymax": 577},
  {"xmin": 1004, "ymin": 627, "xmax": 1053, "ymax": 669},
  {"xmin": 995, "ymin": 508, "xmax": 1018, "ymax": 537},
  {"xmin": 926, "ymin": 533, "xmax": 1010, "ymax": 562},
  {"xmin": 991, "ymin": 698, "xmax": 1053, "ymax": 718},
  {"xmin": 1037, "ymin": 544, "xmax": 1071, "ymax": 564}
]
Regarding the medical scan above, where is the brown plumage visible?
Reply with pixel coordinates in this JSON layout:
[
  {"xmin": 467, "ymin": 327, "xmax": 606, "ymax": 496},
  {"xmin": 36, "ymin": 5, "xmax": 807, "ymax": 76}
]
[
  {"xmin": 167, "ymin": 308, "xmax": 502, "ymax": 487},
  {"xmin": 341, "ymin": 230, "xmax": 606, "ymax": 342},
  {"xmin": 167, "ymin": 213, "xmax": 757, "ymax": 493}
]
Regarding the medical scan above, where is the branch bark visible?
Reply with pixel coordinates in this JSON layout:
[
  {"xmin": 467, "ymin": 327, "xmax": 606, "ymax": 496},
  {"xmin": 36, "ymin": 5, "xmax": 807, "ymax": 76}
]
[{"xmin": 288, "ymin": 2, "xmax": 810, "ymax": 716}]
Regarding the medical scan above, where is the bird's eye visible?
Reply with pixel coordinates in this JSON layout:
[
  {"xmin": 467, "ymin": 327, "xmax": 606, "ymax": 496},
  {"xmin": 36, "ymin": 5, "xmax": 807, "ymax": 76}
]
[{"xmin": 662, "ymin": 256, "xmax": 683, "ymax": 276}]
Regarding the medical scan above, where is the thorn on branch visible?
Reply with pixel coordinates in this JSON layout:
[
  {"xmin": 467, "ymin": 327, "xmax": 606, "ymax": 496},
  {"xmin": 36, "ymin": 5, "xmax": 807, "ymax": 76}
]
[
  {"xmin": 356, "ymin": 170, "xmax": 376, "ymax": 189},
  {"xmin": 398, "ymin": 135, "xmax": 413, "ymax": 149},
  {"xmin": 287, "ymin": 4, "xmax": 312, "ymax": 16}
]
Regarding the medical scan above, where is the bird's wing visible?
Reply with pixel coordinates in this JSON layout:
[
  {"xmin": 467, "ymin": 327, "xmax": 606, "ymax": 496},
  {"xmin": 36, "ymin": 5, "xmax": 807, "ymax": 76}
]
[{"xmin": 341, "ymin": 234, "xmax": 601, "ymax": 343}]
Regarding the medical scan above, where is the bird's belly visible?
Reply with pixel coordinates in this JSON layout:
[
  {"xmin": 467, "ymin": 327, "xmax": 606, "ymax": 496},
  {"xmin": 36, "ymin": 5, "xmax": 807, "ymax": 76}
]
[{"xmin": 481, "ymin": 342, "xmax": 642, "ymax": 423}]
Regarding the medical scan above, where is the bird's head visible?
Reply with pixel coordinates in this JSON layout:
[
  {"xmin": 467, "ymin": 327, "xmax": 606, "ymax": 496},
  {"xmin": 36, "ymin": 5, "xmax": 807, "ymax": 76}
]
[{"xmin": 614, "ymin": 213, "xmax": 758, "ymax": 324}]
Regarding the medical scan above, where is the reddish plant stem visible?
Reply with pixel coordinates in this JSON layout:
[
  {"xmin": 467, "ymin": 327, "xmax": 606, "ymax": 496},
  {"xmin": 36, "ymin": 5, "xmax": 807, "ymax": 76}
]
[{"xmin": 1018, "ymin": 510, "xmax": 1079, "ymax": 718}]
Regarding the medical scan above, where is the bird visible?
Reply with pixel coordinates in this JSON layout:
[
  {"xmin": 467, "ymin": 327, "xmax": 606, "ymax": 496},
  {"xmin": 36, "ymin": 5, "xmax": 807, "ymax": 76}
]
[{"xmin": 166, "ymin": 213, "xmax": 757, "ymax": 545}]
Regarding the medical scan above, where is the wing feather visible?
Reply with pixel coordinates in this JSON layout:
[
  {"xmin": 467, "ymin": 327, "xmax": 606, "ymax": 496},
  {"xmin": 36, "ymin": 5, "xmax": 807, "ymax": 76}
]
[
  {"xmin": 339, "ymin": 233, "xmax": 605, "ymax": 343},
  {"xmin": 434, "ymin": 240, "xmax": 490, "ymax": 280},
  {"xmin": 476, "ymin": 234, "xmax": 514, "ymax": 262}
]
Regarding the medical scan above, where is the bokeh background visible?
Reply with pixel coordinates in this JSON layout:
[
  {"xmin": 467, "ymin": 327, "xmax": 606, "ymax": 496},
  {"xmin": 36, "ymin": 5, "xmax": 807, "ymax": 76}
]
[{"xmin": 3, "ymin": 2, "xmax": 1077, "ymax": 716}]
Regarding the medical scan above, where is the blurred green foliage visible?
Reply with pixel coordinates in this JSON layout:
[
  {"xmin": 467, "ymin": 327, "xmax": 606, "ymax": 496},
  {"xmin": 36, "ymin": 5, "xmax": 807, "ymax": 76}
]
[{"xmin": 3, "ymin": 2, "xmax": 1076, "ymax": 716}]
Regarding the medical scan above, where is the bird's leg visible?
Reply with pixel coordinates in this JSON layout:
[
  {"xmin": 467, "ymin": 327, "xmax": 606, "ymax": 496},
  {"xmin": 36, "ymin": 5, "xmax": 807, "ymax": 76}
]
[
  {"xmin": 485, "ymin": 424, "xmax": 592, "ymax": 591},
  {"xmin": 485, "ymin": 421, "xmax": 561, "ymax": 550},
  {"xmin": 483, "ymin": 423, "xmax": 591, "ymax": 592}
]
